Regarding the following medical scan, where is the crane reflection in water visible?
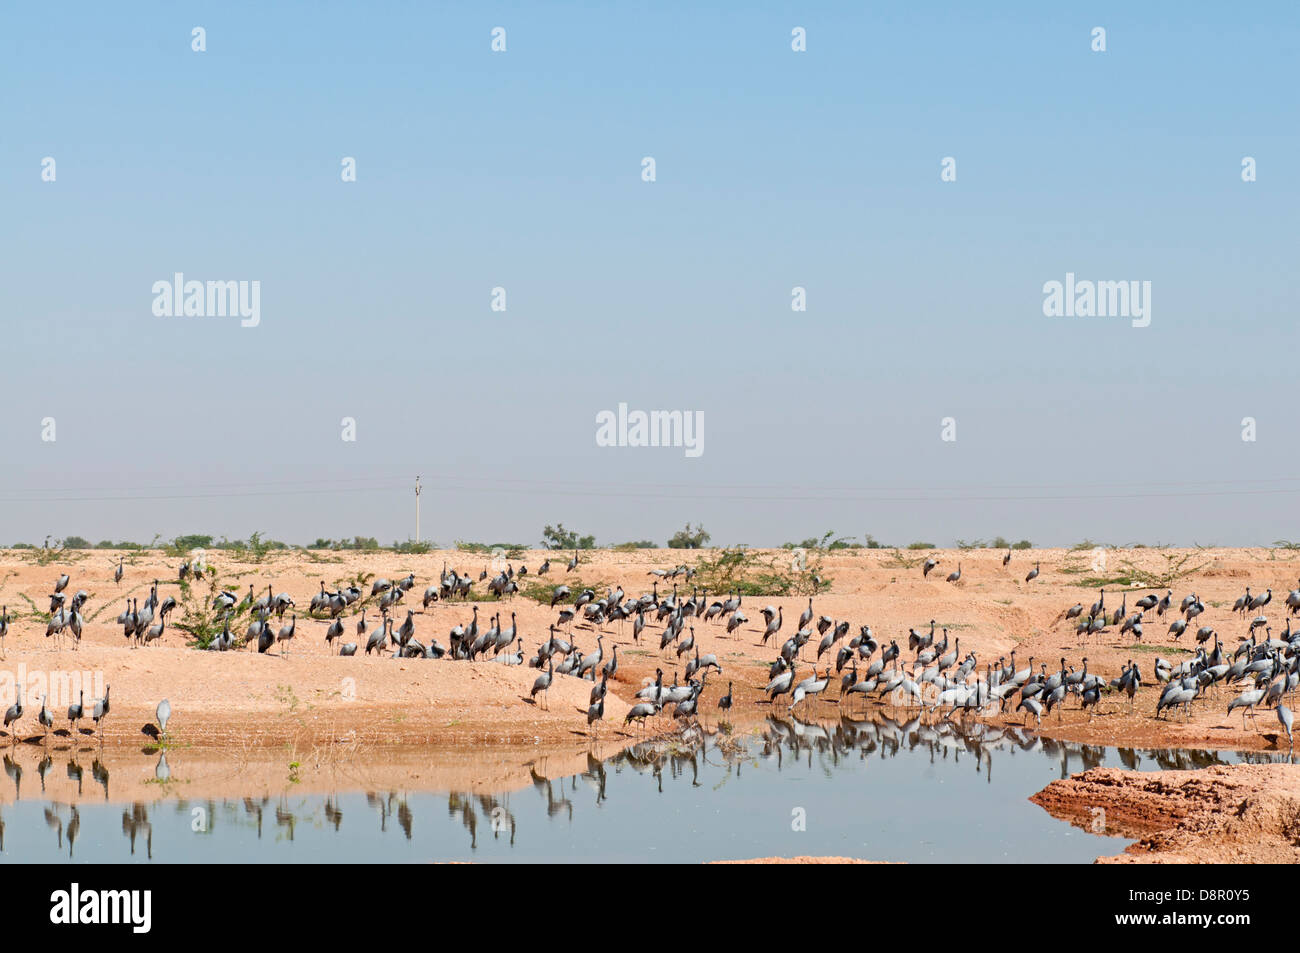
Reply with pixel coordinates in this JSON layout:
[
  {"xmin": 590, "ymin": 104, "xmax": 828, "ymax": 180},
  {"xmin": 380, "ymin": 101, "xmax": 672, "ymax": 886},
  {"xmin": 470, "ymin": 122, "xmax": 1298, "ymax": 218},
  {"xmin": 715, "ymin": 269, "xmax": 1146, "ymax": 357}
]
[{"xmin": 0, "ymin": 711, "xmax": 1291, "ymax": 862}]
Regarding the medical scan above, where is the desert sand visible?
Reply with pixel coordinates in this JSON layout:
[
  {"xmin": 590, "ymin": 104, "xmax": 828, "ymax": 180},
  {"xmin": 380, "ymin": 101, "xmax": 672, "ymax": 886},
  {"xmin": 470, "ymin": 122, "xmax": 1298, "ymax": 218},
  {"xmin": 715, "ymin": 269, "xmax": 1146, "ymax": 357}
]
[{"xmin": 1, "ymin": 545, "xmax": 1294, "ymax": 749}]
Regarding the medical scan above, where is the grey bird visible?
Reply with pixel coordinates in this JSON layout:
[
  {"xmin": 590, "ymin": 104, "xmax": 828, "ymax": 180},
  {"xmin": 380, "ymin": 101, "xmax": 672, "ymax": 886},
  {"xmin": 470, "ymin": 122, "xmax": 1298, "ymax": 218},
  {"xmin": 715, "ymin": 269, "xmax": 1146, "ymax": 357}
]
[
  {"xmin": 38, "ymin": 695, "xmax": 54, "ymax": 742},
  {"xmin": 1017, "ymin": 696, "xmax": 1043, "ymax": 726},
  {"xmin": 92, "ymin": 686, "xmax": 111, "ymax": 738},
  {"xmin": 365, "ymin": 618, "xmax": 388, "ymax": 656},
  {"xmin": 3, "ymin": 688, "xmax": 22, "ymax": 742},
  {"xmin": 718, "ymin": 681, "xmax": 733, "ymax": 715},
  {"xmin": 530, "ymin": 660, "xmax": 555, "ymax": 709},
  {"xmin": 586, "ymin": 696, "xmax": 604, "ymax": 736},
  {"xmin": 788, "ymin": 668, "xmax": 829, "ymax": 710},
  {"xmin": 766, "ymin": 664, "xmax": 796, "ymax": 705},
  {"xmin": 325, "ymin": 618, "xmax": 344, "ymax": 652},
  {"xmin": 276, "ymin": 614, "xmax": 297, "ymax": 657},
  {"xmin": 142, "ymin": 616, "xmax": 166, "ymax": 647},
  {"xmin": 1227, "ymin": 688, "xmax": 1266, "ymax": 729},
  {"xmin": 156, "ymin": 699, "xmax": 171, "ymax": 737},
  {"xmin": 624, "ymin": 701, "xmax": 660, "ymax": 732},
  {"xmin": 257, "ymin": 622, "xmax": 276, "ymax": 654}
]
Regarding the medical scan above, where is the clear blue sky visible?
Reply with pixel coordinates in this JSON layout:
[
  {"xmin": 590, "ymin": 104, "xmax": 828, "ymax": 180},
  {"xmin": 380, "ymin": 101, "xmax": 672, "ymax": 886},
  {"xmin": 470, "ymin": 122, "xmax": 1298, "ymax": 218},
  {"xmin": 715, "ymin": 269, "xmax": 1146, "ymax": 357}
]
[{"xmin": 2, "ymin": 2, "xmax": 1297, "ymax": 547}]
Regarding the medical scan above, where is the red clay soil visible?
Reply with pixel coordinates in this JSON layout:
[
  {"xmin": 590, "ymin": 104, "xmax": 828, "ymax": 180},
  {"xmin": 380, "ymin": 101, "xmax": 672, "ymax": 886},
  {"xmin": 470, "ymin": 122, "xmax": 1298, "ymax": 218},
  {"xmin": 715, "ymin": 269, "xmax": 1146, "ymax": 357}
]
[{"xmin": 1031, "ymin": 763, "xmax": 1300, "ymax": 863}]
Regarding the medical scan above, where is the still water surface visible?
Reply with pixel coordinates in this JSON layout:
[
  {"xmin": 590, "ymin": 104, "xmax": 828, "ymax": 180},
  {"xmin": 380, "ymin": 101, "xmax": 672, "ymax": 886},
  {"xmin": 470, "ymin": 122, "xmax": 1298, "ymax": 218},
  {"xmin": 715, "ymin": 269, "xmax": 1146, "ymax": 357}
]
[{"xmin": 0, "ymin": 713, "xmax": 1287, "ymax": 863}]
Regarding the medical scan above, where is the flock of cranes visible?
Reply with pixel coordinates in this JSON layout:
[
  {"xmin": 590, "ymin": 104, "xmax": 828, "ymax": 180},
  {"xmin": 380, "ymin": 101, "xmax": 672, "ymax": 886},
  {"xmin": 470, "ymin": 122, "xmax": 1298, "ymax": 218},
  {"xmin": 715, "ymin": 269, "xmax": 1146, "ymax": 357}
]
[
  {"xmin": 1, "ymin": 549, "xmax": 1299, "ymax": 750},
  {"xmin": 4, "ymin": 685, "xmax": 110, "ymax": 745}
]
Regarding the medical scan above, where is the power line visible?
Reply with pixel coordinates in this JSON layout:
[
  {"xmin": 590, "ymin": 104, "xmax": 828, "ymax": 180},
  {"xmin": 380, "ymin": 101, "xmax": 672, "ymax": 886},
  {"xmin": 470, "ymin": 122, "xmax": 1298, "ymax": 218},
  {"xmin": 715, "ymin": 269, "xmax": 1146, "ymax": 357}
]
[
  {"xmin": 4, "ymin": 477, "xmax": 1300, "ymax": 506},
  {"xmin": 8, "ymin": 471, "xmax": 1300, "ymax": 497},
  {"xmin": 0, "ymin": 475, "xmax": 409, "ymax": 494},
  {"xmin": 0, "ymin": 484, "xmax": 408, "ymax": 504}
]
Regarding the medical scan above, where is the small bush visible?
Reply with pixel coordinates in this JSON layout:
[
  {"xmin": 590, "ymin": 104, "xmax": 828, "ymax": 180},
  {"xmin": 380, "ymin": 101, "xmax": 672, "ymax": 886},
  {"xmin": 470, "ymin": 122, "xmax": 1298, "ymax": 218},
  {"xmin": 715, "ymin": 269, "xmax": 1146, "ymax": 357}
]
[
  {"xmin": 392, "ymin": 540, "xmax": 431, "ymax": 554},
  {"xmin": 456, "ymin": 541, "xmax": 527, "ymax": 554},
  {"xmin": 541, "ymin": 523, "xmax": 596, "ymax": 550},
  {"xmin": 172, "ymin": 534, "xmax": 215, "ymax": 551},
  {"xmin": 692, "ymin": 547, "xmax": 826, "ymax": 596},
  {"xmin": 667, "ymin": 523, "xmax": 711, "ymax": 549}
]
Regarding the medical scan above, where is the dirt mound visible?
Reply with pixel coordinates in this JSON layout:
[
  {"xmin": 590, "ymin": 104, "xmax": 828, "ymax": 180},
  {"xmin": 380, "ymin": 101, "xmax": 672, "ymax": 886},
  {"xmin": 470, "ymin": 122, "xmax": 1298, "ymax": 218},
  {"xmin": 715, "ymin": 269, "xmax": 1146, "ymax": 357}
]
[{"xmin": 1031, "ymin": 763, "xmax": 1300, "ymax": 863}]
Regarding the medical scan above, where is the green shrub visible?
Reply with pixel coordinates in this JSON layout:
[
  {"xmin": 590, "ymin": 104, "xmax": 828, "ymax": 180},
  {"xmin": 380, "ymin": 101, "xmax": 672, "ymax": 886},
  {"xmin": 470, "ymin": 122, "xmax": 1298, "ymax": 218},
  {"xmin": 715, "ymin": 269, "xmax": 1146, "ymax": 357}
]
[
  {"xmin": 667, "ymin": 523, "xmax": 711, "ymax": 549},
  {"xmin": 541, "ymin": 524, "xmax": 595, "ymax": 550}
]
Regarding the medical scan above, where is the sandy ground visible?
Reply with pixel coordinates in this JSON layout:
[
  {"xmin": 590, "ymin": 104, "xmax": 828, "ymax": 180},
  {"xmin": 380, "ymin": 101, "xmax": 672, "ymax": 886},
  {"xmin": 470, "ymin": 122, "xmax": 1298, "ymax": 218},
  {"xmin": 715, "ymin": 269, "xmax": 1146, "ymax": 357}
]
[
  {"xmin": 710, "ymin": 856, "xmax": 891, "ymax": 864},
  {"xmin": 1, "ymin": 545, "xmax": 1294, "ymax": 750},
  {"xmin": 1031, "ymin": 763, "xmax": 1300, "ymax": 863}
]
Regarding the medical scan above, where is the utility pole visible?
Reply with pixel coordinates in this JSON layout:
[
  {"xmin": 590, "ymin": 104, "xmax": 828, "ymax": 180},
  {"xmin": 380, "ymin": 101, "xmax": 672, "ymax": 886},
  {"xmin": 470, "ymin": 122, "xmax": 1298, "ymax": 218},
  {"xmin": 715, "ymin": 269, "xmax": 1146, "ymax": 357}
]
[{"xmin": 414, "ymin": 475, "xmax": 422, "ymax": 543}]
